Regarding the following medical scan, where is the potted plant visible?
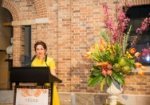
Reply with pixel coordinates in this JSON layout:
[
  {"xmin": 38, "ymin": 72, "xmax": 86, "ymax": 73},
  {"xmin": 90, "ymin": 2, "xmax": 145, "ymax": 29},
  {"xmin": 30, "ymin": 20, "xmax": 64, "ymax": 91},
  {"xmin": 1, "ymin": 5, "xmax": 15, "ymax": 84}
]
[{"xmin": 86, "ymin": 3, "xmax": 147, "ymax": 105}]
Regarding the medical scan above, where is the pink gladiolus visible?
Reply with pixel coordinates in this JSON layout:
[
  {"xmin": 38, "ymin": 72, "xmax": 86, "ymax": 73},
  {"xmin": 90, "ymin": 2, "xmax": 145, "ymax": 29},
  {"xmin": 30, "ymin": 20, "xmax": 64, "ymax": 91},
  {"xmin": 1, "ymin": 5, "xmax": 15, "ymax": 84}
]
[
  {"xmin": 141, "ymin": 48, "xmax": 150, "ymax": 56},
  {"xmin": 102, "ymin": 3, "xmax": 130, "ymax": 44},
  {"xmin": 118, "ymin": 11, "xmax": 126, "ymax": 21},
  {"xmin": 106, "ymin": 19, "xmax": 113, "ymax": 30},
  {"xmin": 136, "ymin": 17, "xmax": 150, "ymax": 34},
  {"xmin": 136, "ymin": 28, "xmax": 142, "ymax": 34}
]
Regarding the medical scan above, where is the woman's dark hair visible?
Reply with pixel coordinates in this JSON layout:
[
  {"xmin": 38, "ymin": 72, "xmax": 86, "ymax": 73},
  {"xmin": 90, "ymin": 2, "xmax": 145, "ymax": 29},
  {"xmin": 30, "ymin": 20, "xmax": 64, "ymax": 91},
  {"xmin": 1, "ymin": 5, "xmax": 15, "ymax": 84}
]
[{"xmin": 34, "ymin": 40, "xmax": 47, "ymax": 51}]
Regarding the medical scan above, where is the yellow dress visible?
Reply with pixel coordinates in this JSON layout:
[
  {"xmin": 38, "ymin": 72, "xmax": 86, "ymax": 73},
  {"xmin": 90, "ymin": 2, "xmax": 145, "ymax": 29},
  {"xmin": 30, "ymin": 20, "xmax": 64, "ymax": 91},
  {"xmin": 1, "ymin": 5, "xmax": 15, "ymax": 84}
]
[{"xmin": 31, "ymin": 57, "xmax": 60, "ymax": 105}]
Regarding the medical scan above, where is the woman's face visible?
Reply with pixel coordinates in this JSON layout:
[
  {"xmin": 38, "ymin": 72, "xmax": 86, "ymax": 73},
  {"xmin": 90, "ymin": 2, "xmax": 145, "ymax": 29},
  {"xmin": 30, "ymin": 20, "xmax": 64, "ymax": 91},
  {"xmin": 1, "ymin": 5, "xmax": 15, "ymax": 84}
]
[{"xmin": 35, "ymin": 44, "xmax": 46, "ymax": 58}]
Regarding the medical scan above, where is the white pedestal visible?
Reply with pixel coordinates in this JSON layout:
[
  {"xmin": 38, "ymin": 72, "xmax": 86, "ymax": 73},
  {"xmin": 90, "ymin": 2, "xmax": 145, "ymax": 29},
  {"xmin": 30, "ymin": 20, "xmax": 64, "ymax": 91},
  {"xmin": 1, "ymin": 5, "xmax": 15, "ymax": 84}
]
[{"xmin": 106, "ymin": 81, "xmax": 123, "ymax": 105}]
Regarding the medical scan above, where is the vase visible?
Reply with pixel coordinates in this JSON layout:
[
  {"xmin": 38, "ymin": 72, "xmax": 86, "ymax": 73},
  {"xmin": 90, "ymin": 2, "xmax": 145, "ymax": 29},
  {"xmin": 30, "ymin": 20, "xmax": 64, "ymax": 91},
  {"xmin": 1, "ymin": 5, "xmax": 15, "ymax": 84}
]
[{"xmin": 106, "ymin": 81, "xmax": 123, "ymax": 105}]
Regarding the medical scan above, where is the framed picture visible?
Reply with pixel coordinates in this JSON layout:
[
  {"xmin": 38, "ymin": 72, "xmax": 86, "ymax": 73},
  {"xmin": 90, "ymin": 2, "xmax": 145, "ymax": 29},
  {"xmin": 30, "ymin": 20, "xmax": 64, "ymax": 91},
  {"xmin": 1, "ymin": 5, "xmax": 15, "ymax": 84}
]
[{"xmin": 15, "ymin": 87, "xmax": 49, "ymax": 105}]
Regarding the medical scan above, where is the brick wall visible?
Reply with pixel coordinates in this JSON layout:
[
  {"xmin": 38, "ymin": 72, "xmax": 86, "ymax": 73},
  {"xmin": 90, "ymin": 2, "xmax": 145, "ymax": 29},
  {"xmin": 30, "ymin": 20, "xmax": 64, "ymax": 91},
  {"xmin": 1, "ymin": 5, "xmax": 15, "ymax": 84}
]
[
  {"xmin": 2, "ymin": 0, "xmax": 150, "ymax": 95},
  {"xmin": 124, "ymin": 74, "xmax": 150, "ymax": 95}
]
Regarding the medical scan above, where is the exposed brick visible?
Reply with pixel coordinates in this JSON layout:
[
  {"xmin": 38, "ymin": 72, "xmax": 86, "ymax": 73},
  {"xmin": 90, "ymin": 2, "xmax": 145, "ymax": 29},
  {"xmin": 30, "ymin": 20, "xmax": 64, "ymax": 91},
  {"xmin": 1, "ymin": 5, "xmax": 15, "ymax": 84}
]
[{"xmin": 2, "ymin": 0, "xmax": 150, "ymax": 95}]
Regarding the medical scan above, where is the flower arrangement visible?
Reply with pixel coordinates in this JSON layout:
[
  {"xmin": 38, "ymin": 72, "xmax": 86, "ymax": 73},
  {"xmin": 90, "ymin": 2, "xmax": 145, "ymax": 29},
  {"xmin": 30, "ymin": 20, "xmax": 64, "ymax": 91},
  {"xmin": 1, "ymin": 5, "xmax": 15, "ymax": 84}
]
[{"xmin": 87, "ymin": 3, "xmax": 146, "ymax": 91}]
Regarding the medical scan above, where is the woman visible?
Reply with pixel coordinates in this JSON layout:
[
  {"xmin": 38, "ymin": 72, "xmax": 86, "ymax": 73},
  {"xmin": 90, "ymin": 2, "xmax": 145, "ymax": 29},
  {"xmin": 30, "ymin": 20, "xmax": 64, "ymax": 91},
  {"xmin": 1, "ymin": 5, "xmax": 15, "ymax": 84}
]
[{"xmin": 31, "ymin": 40, "xmax": 60, "ymax": 105}]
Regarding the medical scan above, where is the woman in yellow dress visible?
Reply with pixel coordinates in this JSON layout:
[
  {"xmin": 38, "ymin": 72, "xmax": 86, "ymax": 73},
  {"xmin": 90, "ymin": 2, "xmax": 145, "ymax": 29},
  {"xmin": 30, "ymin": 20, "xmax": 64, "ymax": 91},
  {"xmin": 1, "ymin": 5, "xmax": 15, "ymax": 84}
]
[{"xmin": 31, "ymin": 40, "xmax": 60, "ymax": 105}]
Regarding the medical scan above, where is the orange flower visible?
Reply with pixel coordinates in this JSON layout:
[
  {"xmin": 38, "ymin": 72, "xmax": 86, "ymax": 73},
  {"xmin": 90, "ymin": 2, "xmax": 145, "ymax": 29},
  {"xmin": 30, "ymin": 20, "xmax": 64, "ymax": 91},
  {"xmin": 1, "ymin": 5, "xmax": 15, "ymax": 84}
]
[
  {"xmin": 99, "ymin": 38, "xmax": 107, "ymax": 51},
  {"xmin": 134, "ymin": 52, "xmax": 141, "ymax": 57},
  {"xmin": 96, "ymin": 62, "xmax": 109, "ymax": 67},
  {"xmin": 129, "ymin": 48, "xmax": 136, "ymax": 54},
  {"xmin": 135, "ymin": 62, "xmax": 142, "ymax": 68},
  {"xmin": 102, "ymin": 69, "xmax": 107, "ymax": 76},
  {"xmin": 138, "ymin": 69, "xmax": 144, "ymax": 75},
  {"xmin": 107, "ymin": 70, "xmax": 112, "ymax": 76}
]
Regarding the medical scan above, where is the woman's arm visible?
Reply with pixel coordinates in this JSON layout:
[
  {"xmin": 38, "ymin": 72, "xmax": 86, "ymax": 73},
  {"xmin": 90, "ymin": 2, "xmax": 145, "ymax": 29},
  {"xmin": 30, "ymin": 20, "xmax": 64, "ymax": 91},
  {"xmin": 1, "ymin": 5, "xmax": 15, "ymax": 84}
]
[
  {"xmin": 48, "ymin": 57, "xmax": 57, "ymax": 76},
  {"xmin": 51, "ymin": 69, "xmax": 57, "ymax": 76}
]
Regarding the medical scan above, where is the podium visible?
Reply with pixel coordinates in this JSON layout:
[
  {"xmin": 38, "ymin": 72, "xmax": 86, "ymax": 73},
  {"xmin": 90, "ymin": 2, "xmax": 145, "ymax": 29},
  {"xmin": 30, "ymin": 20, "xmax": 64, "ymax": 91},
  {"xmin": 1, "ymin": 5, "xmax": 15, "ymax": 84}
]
[{"xmin": 10, "ymin": 67, "xmax": 62, "ymax": 105}]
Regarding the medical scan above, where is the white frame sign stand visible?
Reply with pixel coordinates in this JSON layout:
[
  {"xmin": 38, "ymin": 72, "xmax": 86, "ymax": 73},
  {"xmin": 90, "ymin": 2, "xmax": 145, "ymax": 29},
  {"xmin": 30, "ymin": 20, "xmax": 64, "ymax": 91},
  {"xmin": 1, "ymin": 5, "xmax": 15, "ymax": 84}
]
[{"xmin": 15, "ymin": 87, "xmax": 49, "ymax": 105}]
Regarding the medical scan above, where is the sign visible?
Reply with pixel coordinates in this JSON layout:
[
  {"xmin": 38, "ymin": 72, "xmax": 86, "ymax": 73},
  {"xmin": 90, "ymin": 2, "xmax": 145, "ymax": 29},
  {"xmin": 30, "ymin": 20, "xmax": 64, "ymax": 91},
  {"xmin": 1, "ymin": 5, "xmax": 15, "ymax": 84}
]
[{"xmin": 15, "ymin": 88, "xmax": 49, "ymax": 105}]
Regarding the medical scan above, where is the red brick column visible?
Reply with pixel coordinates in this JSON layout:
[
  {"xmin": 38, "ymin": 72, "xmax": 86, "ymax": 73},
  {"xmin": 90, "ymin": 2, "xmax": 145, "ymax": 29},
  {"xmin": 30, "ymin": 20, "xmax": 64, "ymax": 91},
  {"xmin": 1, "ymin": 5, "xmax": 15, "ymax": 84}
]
[{"xmin": 13, "ymin": 26, "xmax": 22, "ymax": 66}]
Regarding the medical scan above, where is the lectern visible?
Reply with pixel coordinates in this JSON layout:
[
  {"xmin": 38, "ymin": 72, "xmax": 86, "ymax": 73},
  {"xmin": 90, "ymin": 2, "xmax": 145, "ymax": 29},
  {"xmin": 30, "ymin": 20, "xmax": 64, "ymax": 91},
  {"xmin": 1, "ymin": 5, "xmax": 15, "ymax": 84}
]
[{"xmin": 10, "ymin": 67, "xmax": 62, "ymax": 105}]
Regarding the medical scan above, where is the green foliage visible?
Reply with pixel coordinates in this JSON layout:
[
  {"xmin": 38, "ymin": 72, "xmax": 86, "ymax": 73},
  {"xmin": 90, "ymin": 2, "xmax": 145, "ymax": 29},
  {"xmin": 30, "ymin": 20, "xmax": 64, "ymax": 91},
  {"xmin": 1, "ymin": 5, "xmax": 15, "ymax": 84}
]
[
  {"xmin": 122, "ymin": 25, "xmax": 132, "ymax": 54},
  {"xmin": 87, "ymin": 3, "xmax": 144, "ymax": 92},
  {"xmin": 87, "ymin": 30, "xmax": 138, "ymax": 91},
  {"xmin": 88, "ymin": 66, "xmax": 104, "ymax": 86}
]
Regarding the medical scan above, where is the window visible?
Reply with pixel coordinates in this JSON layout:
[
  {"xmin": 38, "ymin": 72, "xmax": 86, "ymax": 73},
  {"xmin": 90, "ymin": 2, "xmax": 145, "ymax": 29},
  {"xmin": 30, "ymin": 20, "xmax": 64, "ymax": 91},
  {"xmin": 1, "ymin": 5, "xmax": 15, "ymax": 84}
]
[
  {"xmin": 126, "ymin": 5, "xmax": 150, "ymax": 65},
  {"xmin": 21, "ymin": 25, "xmax": 31, "ymax": 66}
]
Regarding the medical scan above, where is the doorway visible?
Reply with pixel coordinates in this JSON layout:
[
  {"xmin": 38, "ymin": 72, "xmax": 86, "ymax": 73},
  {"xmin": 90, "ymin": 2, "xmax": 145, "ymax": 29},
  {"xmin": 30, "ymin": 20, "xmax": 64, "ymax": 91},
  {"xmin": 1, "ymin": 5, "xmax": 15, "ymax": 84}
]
[
  {"xmin": 0, "ymin": 7, "xmax": 13, "ymax": 89},
  {"xmin": 127, "ymin": 4, "xmax": 150, "ymax": 65}
]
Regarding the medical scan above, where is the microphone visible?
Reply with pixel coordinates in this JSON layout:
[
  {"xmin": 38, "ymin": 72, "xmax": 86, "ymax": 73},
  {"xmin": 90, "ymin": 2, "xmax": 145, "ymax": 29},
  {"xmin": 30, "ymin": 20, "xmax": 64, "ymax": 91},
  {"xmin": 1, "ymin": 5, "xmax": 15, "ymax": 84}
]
[
  {"xmin": 29, "ymin": 55, "xmax": 36, "ymax": 66},
  {"xmin": 29, "ymin": 55, "xmax": 48, "ymax": 67},
  {"xmin": 45, "ymin": 55, "xmax": 48, "ymax": 67}
]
